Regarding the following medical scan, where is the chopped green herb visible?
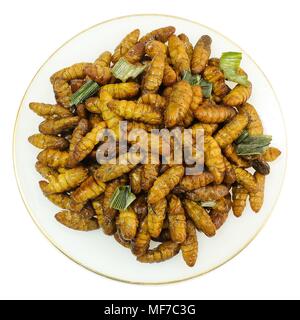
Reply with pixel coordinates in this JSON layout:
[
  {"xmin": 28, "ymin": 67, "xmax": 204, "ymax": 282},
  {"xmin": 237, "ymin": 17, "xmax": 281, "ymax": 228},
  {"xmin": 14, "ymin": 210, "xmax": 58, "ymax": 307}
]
[
  {"xmin": 112, "ymin": 58, "xmax": 147, "ymax": 82},
  {"xmin": 70, "ymin": 80, "xmax": 100, "ymax": 106},
  {"xmin": 235, "ymin": 135, "xmax": 272, "ymax": 156},
  {"xmin": 182, "ymin": 71, "xmax": 212, "ymax": 98},
  {"xmin": 200, "ymin": 79, "xmax": 213, "ymax": 98},
  {"xmin": 110, "ymin": 186, "xmax": 136, "ymax": 210}
]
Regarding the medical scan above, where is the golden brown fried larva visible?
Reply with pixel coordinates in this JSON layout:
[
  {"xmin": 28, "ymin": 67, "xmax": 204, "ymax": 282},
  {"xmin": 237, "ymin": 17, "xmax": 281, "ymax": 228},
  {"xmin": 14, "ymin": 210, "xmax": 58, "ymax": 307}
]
[
  {"xmin": 181, "ymin": 220, "xmax": 198, "ymax": 267},
  {"xmin": 109, "ymin": 100, "xmax": 162, "ymax": 125},
  {"xmin": 164, "ymin": 80, "xmax": 193, "ymax": 128},
  {"xmin": 114, "ymin": 230, "xmax": 131, "ymax": 248},
  {"xmin": 223, "ymin": 157, "xmax": 237, "ymax": 185},
  {"xmin": 152, "ymin": 229, "xmax": 171, "ymax": 243},
  {"xmin": 40, "ymin": 167, "xmax": 88, "ymax": 194},
  {"xmin": 190, "ymin": 85, "xmax": 203, "ymax": 112},
  {"xmin": 179, "ymin": 171, "xmax": 215, "ymax": 191},
  {"xmin": 92, "ymin": 196, "xmax": 105, "ymax": 229},
  {"xmin": 168, "ymin": 35, "xmax": 190, "ymax": 73},
  {"xmin": 249, "ymin": 172, "xmax": 265, "ymax": 213},
  {"xmin": 132, "ymin": 195, "xmax": 148, "ymax": 222},
  {"xmin": 124, "ymin": 42, "xmax": 145, "ymax": 64},
  {"xmin": 137, "ymin": 241, "xmax": 180, "ymax": 263},
  {"xmin": 232, "ymin": 184, "xmax": 249, "ymax": 217},
  {"xmin": 55, "ymin": 211, "xmax": 99, "ymax": 231},
  {"xmin": 162, "ymin": 86, "xmax": 173, "ymax": 100},
  {"xmin": 141, "ymin": 164, "xmax": 160, "ymax": 192},
  {"xmin": 148, "ymin": 165, "xmax": 185, "ymax": 204},
  {"xmin": 194, "ymin": 102, "xmax": 236, "ymax": 123},
  {"xmin": 129, "ymin": 166, "xmax": 143, "ymax": 194},
  {"xmin": 35, "ymin": 161, "xmax": 58, "ymax": 180},
  {"xmin": 145, "ymin": 40, "xmax": 167, "ymax": 57},
  {"xmin": 223, "ymin": 83, "xmax": 252, "ymax": 106},
  {"xmin": 131, "ymin": 217, "xmax": 151, "ymax": 256},
  {"xmin": 162, "ymin": 64, "xmax": 177, "ymax": 87},
  {"xmin": 204, "ymin": 135, "xmax": 225, "ymax": 184},
  {"xmin": 46, "ymin": 193, "xmax": 84, "ymax": 213},
  {"xmin": 148, "ymin": 198, "xmax": 167, "ymax": 238},
  {"xmin": 29, "ymin": 102, "xmax": 72, "ymax": 118},
  {"xmin": 186, "ymin": 185, "xmax": 230, "ymax": 202},
  {"xmin": 223, "ymin": 144, "xmax": 250, "ymax": 168},
  {"xmin": 101, "ymin": 82, "xmax": 140, "ymax": 99},
  {"xmin": 191, "ymin": 35, "xmax": 212, "ymax": 74},
  {"xmin": 50, "ymin": 63, "xmax": 91, "ymax": 84},
  {"xmin": 168, "ymin": 195, "xmax": 187, "ymax": 244},
  {"xmin": 210, "ymin": 196, "xmax": 231, "ymax": 229},
  {"xmin": 28, "ymin": 134, "xmax": 69, "ymax": 150},
  {"xmin": 178, "ymin": 33, "xmax": 194, "ymax": 60},
  {"xmin": 142, "ymin": 52, "xmax": 165, "ymax": 93},
  {"xmin": 137, "ymin": 93, "xmax": 167, "ymax": 110},
  {"xmin": 139, "ymin": 26, "xmax": 176, "ymax": 43},
  {"xmin": 70, "ymin": 79, "xmax": 86, "ymax": 93},
  {"xmin": 117, "ymin": 207, "xmax": 139, "ymax": 241},
  {"xmin": 234, "ymin": 167, "xmax": 257, "ymax": 193},
  {"xmin": 37, "ymin": 149, "xmax": 70, "ymax": 168},
  {"xmin": 239, "ymin": 103, "xmax": 263, "ymax": 135},
  {"xmin": 76, "ymin": 104, "xmax": 88, "ymax": 119},
  {"xmin": 203, "ymin": 65, "xmax": 230, "ymax": 99},
  {"xmin": 261, "ymin": 147, "xmax": 282, "ymax": 162},
  {"xmin": 53, "ymin": 79, "xmax": 72, "ymax": 107},
  {"xmin": 214, "ymin": 113, "xmax": 249, "ymax": 149},
  {"xmin": 39, "ymin": 116, "xmax": 80, "ymax": 135},
  {"xmin": 191, "ymin": 123, "xmax": 218, "ymax": 137},
  {"xmin": 183, "ymin": 200, "xmax": 216, "ymax": 237}
]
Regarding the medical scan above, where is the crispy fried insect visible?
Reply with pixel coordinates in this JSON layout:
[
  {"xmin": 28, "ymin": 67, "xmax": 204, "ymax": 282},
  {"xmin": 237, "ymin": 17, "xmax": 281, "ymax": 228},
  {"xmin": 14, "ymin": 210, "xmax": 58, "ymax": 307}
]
[
  {"xmin": 203, "ymin": 65, "xmax": 230, "ymax": 98},
  {"xmin": 214, "ymin": 113, "xmax": 249, "ymax": 149},
  {"xmin": 131, "ymin": 217, "xmax": 151, "ymax": 256},
  {"xmin": 92, "ymin": 196, "xmax": 106, "ymax": 230},
  {"xmin": 70, "ymin": 79, "xmax": 86, "ymax": 93},
  {"xmin": 108, "ymin": 100, "xmax": 162, "ymax": 125},
  {"xmin": 137, "ymin": 241, "xmax": 180, "ymax": 263},
  {"xmin": 37, "ymin": 149, "xmax": 69, "ymax": 168},
  {"xmin": 181, "ymin": 220, "xmax": 198, "ymax": 267},
  {"xmin": 186, "ymin": 185, "xmax": 229, "ymax": 201},
  {"xmin": 35, "ymin": 162, "xmax": 58, "ymax": 180},
  {"xmin": 223, "ymin": 144, "xmax": 250, "ymax": 168},
  {"xmin": 190, "ymin": 85, "xmax": 203, "ymax": 111},
  {"xmin": 239, "ymin": 103, "xmax": 263, "ymax": 135},
  {"xmin": 232, "ymin": 184, "xmax": 248, "ymax": 217},
  {"xmin": 101, "ymin": 82, "xmax": 139, "ymax": 99},
  {"xmin": 223, "ymin": 83, "xmax": 252, "ymax": 106},
  {"xmin": 127, "ymin": 121, "xmax": 157, "ymax": 133},
  {"xmin": 84, "ymin": 51, "xmax": 112, "ymax": 85},
  {"xmin": 261, "ymin": 147, "xmax": 281, "ymax": 162},
  {"xmin": 249, "ymin": 172, "xmax": 265, "ymax": 213},
  {"xmin": 183, "ymin": 200, "xmax": 216, "ymax": 237},
  {"xmin": 178, "ymin": 33, "xmax": 194, "ymax": 60},
  {"xmin": 51, "ymin": 63, "xmax": 91, "ymax": 83},
  {"xmin": 162, "ymin": 86, "xmax": 173, "ymax": 100},
  {"xmin": 117, "ymin": 207, "xmax": 139, "ymax": 240},
  {"xmin": 71, "ymin": 176, "xmax": 106, "ymax": 203},
  {"xmin": 137, "ymin": 93, "xmax": 166, "ymax": 110},
  {"xmin": 165, "ymin": 81, "xmax": 193, "ymax": 128},
  {"xmin": 162, "ymin": 63, "xmax": 177, "ymax": 87},
  {"xmin": 194, "ymin": 101, "xmax": 236, "ymax": 123},
  {"xmin": 223, "ymin": 157, "xmax": 237, "ymax": 185},
  {"xmin": 210, "ymin": 196, "xmax": 231, "ymax": 229},
  {"xmin": 139, "ymin": 26, "xmax": 176, "ymax": 43},
  {"xmin": 130, "ymin": 166, "xmax": 143, "ymax": 194},
  {"xmin": 148, "ymin": 165, "xmax": 185, "ymax": 204},
  {"xmin": 191, "ymin": 123, "xmax": 218, "ymax": 137},
  {"xmin": 39, "ymin": 116, "xmax": 80, "ymax": 135},
  {"xmin": 204, "ymin": 135, "xmax": 225, "ymax": 184},
  {"xmin": 46, "ymin": 193, "xmax": 84, "ymax": 212},
  {"xmin": 40, "ymin": 167, "xmax": 88, "ymax": 194},
  {"xmin": 114, "ymin": 230, "xmax": 131, "ymax": 248},
  {"xmin": 179, "ymin": 172, "xmax": 214, "ymax": 191},
  {"xmin": 191, "ymin": 35, "xmax": 212, "ymax": 74},
  {"xmin": 124, "ymin": 42, "xmax": 145, "ymax": 64},
  {"xmin": 53, "ymin": 79, "xmax": 72, "ymax": 107},
  {"xmin": 145, "ymin": 40, "xmax": 167, "ymax": 57},
  {"xmin": 251, "ymin": 159, "xmax": 270, "ymax": 175},
  {"xmin": 29, "ymin": 102, "xmax": 72, "ymax": 118},
  {"xmin": 55, "ymin": 211, "xmax": 99, "ymax": 231},
  {"xmin": 168, "ymin": 35, "xmax": 190, "ymax": 73},
  {"xmin": 132, "ymin": 195, "xmax": 148, "ymax": 222},
  {"xmin": 75, "ymin": 104, "xmax": 88, "ymax": 119},
  {"xmin": 28, "ymin": 134, "xmax": 69, "ymax": 150},
  {"xmin": 148, "ymin": 198, "xmax": 167, "ymax": 238},
  {"xmin": 112, "ymin": 29, "xmax": 140, "ymax": 64},
  {"xmin": 141, "ymin": 164, "xmax": 160, "ymax": 191},
  {"xmin": 168, "ymin": 195, "xmax": 187, "ymax": 244},
  {"xmin": 234, "ymin": 167, "xmax": 257, "ymax": 193},
  {"xmin": 142, "ymin": 53, "xmax": 165, "ymax": 93},
  {"xmin": 71, "ymin": 121, "xmax": 106, "ymax": 164}
]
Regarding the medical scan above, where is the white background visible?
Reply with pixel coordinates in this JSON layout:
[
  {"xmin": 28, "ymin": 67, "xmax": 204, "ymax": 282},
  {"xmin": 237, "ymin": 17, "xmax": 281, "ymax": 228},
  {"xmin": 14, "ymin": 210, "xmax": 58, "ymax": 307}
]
[{"xmin": 1, "ymin": 0, "xmax": 299, "ymax": 300}]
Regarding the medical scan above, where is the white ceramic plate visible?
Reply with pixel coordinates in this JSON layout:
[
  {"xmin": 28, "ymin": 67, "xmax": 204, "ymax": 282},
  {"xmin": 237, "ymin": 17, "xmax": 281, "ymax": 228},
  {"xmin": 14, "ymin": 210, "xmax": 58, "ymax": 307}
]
[{"xmin": 14, "ymin": 14, "xmax": 287, "ymax": 284}]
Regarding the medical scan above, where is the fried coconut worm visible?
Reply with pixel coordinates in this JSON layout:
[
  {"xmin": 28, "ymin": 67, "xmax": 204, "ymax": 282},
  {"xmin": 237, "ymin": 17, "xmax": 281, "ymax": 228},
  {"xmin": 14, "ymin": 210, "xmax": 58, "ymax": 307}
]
[
  {"xmin": 117, "ymin": 207, "xmax": 139, "ymax": 241},
  {"xmin": 234, "ymin": 167, "xmax": 257, "ymax": 193},
  {"xmin": 249, "ymin": 172, "xmax": 265, "ymax": 213},
  {"xmin": 239, "ymin": 103, "xmax": 263, "ymax": 136},
  {"xmin": 168, "ymin": 35, "xmax": 190, "ymax": 74},
  {"xmin": 84, "ymin": 51, "xmax": 112, "ymax": 85},
  {"xmin": 203, "ymin": 65, "xmax": 230, "ymax": 99},
  {"xmin": 210, "ymin": 196, "xmax": 232, "ymax": 229},
  {"xmin": 223, "ymin": 144, "xmax": 250, "ymax": 168},
  {"xmin": 112, "ymin": 29, "xmax": 140, "ymax": 64},
  {"xmin": 37, "ymin": 149, "xmax": 69, "ymax": 168},
  {"xmin": 214, "ymin": 113, "xmax": 249, "ymax": 149},
  {"xmin": 186, "ymin": 185, "xmax": 230, "ymax": 202},
  {"xmin": 29, "ymin": 102, "xmax": 72, "ymax": 118},
  {"xmin": 71, "ymin": 121, "xmax": 106, "ymax": 163},
  {"xmin": 183, "ymin": 200, "xmax": 216, "ymax": 237},
  {"xmin": 191, "ymin": 123, "xmax": 218, "ymax": 137},
  {"xmin": 40, "ymin": 167, "xmax": 88, "ymax": 194},
  {"xmin": 194, "ymin": 101, "xmax": 236, "ymax": 123},
  {"xmin": 39, "ymin": 117, "xmax": 80, "ymax": 135},
  {"xmin": 114, "ymin": 230, "xmax": 131, "ymax": 248},
  {"xmin": 50, "ymin": 62, "xmax": 91, "ymax": 83},
  {"xmin": 168, "ymin": 195, "xmax": 187, "ymax": 244},
  {"xmin": 141, "ymin": 164, "xmax": 160, "ymax": 192},
  {"xmin": 55, "ymin": 211, "xmax": 99, "ymax": 231},
  {"xmin": 137, "ymin": 93, "xmax": 166, "ymax": 110},
  {"xmin": 204, "ymin": 135, "xmax": 226, "ymax": 184},
  {"xmin": 28, "ymin": 134, "xmax": 69, "ymax": 150},
  {"xmin": 35, "ymin": 161, "xmax": 58, "ymax": 180},
  {"xmin": 148, "ymin": 165, "xmax": 185, "ymax": 205},
  {"xmin": 178, "ymin": 33, "xmax": 194, "ymax": 60},
  {"xmin": 130, "ymin": 166, "xmax": 143, "ymax": 195},
  {"xmin": 261, "ymin": 147, "xmax": 282, "ymax": 162},
  {"xmin": 178, "ymin": 171, "xmax": 215, "ymax": 191},
  {"xmin": 162, "ymin": 64, "xmax": 177, "ymax": 87},
  {"xmin": 131, "ymin": 217, "xmax": 151, "ymax": 256},
  {"xmin": 164, "ymin": 80, "xmax": 193, "ymax": 128},
  {"xmin": 145, "ymin": 40, "xmax": 167, "ymax": 57},
  {"xmin": 223, "ymin": 157, "xmax": 237, "ymax": 185},
  {"xmin": 46, "ymin": 193, "xmax": 84, "ymax": 213},
  {"xmin": 53, "ymin": 79, "xmax": 72, "ymax": 107},
  {"xmin": 223, "ymin": 83, "xmax": 252, "ymax": 107},
  {"xmin": 232, "ymin": 184, "xmax": 249, "ymax": 217},
  {"xmin": 137, "ymin": 241, "xmax": 180, "ymax": 264},
  {"xmin": 108, "ymin": 100, "xmax": 162, "ymax": 125},
  {"xmin": 148, "ymin": 198, "xmax": 167, "ymax": 238},
  {"xmin": 191, "ymin": 35, "xmax": 212, "ymax": 74},
  {"xmin": 181, "ymin": 220, "xmax": 198, "ymax": 267},
  {"xmin": 101, "ymin": 82, "xmax": 139, "ymax": 99},
  {"xmin": 139, "ymin": 26, "xmax": 176, "ymax": 44},
  {"xmin": 190, "ymin": 86, "xmax": 203, "ymax": 112}
]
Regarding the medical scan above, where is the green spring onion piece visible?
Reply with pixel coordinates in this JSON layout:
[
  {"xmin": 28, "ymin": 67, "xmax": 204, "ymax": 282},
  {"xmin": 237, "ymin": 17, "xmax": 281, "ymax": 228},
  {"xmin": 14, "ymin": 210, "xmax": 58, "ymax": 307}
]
[
  {"xmin": 236, "ymin": 130, "xmax": 249, "ymax": 144},
  {"xmin": 70, "ymin": 80, "xmax": 100, "ymax": 106},
  {"xmin": 112, "ymin": 58, "xmax": 147, "ymax": 82}
]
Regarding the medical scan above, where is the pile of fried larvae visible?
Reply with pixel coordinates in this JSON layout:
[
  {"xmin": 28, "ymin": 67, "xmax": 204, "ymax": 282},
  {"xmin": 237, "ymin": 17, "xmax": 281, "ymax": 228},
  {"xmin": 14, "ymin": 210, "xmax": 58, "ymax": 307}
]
[{"xmin": 28, "ymin": 26, "xmax": 281, "ymax": 267}]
